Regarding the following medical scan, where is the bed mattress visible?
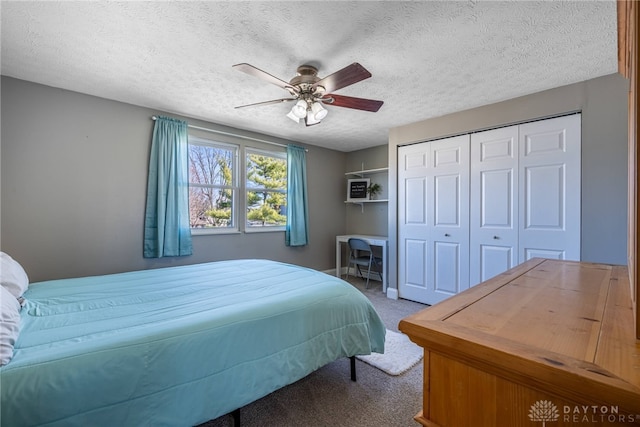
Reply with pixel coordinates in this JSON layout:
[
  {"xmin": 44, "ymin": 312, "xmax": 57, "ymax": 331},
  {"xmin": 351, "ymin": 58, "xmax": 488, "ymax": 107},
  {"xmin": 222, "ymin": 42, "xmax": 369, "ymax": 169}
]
[{"xmin": 0, "ymin": 259, "xmax": 385, "ymax": 426}]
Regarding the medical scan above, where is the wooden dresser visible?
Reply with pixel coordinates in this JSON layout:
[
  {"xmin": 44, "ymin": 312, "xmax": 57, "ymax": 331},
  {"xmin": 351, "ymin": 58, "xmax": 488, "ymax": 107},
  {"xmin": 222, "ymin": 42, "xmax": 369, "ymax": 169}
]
[{"xmin": 399, "ymin": 259, "xmax": 640, "ymax": 426}]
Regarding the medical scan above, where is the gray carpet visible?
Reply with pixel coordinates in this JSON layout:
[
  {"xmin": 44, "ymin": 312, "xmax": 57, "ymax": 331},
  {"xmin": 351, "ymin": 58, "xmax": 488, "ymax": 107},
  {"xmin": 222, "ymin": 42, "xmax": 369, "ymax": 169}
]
[{"xmin": 200, "ymin": 277, "xmax": 427, "ymax": 427}]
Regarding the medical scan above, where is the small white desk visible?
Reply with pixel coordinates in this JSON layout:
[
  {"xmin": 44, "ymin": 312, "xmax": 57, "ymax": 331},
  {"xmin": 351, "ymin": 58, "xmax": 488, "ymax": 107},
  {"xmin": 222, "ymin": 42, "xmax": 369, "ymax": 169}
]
[{"xmin": 336, "ymin": 234, "xmax": 388, "ymax": 292}]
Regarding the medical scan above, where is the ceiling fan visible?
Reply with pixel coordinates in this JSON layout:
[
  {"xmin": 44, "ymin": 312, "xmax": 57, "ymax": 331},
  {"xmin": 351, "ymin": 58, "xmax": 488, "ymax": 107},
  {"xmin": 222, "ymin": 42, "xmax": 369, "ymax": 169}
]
[{"xmin": 232, "ymin": 62, "xmax": 383, "ymax": 126}]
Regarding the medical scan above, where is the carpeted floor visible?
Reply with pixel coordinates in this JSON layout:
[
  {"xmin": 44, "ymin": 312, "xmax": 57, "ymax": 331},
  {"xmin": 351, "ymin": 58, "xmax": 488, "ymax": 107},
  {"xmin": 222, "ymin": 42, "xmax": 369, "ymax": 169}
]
[{"xmin": 200, "ymin": 276, "xmax": 427, "ymax": 427}]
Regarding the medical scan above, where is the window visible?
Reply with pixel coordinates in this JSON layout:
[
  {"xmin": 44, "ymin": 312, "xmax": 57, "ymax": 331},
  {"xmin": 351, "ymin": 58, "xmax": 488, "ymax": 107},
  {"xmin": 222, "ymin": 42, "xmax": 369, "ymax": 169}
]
[
  {"xmin": 188, "ymin": 137, "xmax": 238, "ymax": 232},
  {"xmin": 246, "ymin": 148, "xmax": 287, "ymax": 230},
  {"xmin": 187, "ymin": 136, "xmax": 287, "ymax": 234}
]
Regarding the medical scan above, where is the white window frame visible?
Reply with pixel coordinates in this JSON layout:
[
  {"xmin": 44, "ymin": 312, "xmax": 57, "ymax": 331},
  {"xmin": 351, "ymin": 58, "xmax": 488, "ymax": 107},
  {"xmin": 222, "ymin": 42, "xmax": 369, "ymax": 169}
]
[{"xmin": 188, "ymin": 136, "xmax": 240, "ymax": 235}]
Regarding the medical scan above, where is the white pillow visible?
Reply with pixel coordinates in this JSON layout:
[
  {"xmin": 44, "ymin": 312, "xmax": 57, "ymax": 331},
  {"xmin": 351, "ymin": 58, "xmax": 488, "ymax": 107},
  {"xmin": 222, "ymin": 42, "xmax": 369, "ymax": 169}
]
[
  {"xmin": 0, "ymin": 252, "xmax": 29, "ymax": 298},
  {"xmin": 0, "ymin": 285, "xmax": 22, "ymax": 366}
]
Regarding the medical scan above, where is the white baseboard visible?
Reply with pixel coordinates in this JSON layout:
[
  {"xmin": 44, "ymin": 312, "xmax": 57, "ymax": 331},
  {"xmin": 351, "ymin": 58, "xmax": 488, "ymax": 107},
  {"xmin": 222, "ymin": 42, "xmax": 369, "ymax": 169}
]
[{"xmin": 386, "ymin": 287, "xmax": 399, "ymax": 300}]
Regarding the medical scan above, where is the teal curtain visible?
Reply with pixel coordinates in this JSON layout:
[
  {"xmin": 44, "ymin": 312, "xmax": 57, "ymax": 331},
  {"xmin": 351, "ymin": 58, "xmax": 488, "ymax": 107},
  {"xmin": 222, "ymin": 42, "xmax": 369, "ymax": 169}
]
[
  {"xmin": 286, "ymin": 145, "xmax": 309, "ymax": 246},
  {"xmin": 143, "ymin": 116, "xmax": 192, "ymax": 258}
]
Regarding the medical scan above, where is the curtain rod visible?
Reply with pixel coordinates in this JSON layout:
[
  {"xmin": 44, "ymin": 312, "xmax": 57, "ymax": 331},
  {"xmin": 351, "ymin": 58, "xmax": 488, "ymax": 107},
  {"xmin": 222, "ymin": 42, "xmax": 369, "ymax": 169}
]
[{"xmin": 151, "ymin": 116, "xmax": 307, "ymax": 151}]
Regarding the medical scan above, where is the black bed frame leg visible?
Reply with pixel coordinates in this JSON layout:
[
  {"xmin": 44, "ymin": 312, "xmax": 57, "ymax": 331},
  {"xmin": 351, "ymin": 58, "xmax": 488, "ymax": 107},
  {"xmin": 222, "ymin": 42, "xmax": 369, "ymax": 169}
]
[
  {"xmin": 231, "ymin": 408, "xmax": 240, "ymax": 426},
  {"xmin": 350, "ymin": 356, "xmax": 357, "ymax": 382}
]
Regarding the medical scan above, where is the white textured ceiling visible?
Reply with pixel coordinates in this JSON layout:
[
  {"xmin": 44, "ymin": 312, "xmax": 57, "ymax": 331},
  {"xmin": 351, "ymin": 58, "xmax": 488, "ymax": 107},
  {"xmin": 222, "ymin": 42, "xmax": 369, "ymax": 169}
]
[{"xmin": 1, "ymin": 1, "xmax": 618, "ymax": 152}]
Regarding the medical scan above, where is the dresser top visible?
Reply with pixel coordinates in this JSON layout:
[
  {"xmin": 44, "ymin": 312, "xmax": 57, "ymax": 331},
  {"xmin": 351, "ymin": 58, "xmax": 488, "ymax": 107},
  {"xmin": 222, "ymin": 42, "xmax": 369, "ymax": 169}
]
[{"xmin": 399, "ymin": 258, "xmax": 640, "ymax": 413}]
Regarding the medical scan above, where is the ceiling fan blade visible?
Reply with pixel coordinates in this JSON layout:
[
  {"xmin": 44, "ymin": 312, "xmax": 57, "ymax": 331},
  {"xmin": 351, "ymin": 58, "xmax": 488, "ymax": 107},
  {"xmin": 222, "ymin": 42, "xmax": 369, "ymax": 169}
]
[
  {"xmin": 324, "ymin": 94, "xmax": 383, "ymax": 112},
  {"xmin": 313, "ymin": 63, "xmax": 372, "ymax": 93},
  {"xmin": 233, "ymin": 63, "xmax": 295, "ymax": 91},
  {"xmin": 234, "ymin": 98, "xmax": 296, "ymax": 109}
]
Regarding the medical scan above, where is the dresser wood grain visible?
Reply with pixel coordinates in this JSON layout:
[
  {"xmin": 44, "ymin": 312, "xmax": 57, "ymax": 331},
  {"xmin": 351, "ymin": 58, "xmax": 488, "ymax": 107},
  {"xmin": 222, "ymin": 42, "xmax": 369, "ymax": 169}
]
[{"xmin": 399, "ymin": 259, "xmax": 640, "ymax": 426}]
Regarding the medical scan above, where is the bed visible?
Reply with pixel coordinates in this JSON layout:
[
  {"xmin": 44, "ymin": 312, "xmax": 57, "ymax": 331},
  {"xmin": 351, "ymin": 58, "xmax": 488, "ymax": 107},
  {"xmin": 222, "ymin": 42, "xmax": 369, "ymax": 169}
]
[{"xmin": 0, "ymin": 258, "xmax": 386, "ymax": 427}]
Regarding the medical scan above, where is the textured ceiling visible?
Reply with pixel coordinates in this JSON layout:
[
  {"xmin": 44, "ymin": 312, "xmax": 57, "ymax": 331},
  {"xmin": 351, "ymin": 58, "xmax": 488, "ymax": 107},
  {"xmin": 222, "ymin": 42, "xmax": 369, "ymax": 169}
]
[{"xmin": 1, "ymin": 1, "xmax": 618, "ymax": 152}]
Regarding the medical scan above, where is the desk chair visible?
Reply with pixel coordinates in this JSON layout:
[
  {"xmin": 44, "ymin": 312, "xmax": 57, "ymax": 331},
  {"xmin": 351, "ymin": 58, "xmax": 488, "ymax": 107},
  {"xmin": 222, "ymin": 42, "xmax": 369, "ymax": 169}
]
[{"xmin": 346, "ymin": 238, "xmax": 383, "ymax": 289}]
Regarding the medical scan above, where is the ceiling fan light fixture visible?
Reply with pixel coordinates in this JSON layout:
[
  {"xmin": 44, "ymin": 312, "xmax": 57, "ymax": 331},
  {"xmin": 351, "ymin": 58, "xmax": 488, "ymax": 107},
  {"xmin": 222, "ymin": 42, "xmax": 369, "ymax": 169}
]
[
  {"xmin": 286, "ymin": 109, "xmax": 301, "ymax": 123},
  {"xmin": 311, "ymin": 101, "xmax": 328, "ymax": 120},
  {"xmin": 305, "ymin": 113, "xmax": 321, "ymax": 126},
  {"xmin": 291, "ymin": 100, "xmax": 308, "ymax": 119}
]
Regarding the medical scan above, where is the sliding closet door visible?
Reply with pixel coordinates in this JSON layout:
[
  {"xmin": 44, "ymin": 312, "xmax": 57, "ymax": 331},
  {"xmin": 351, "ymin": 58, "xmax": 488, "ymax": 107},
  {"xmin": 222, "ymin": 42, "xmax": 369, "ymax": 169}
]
[
  {"xmin": 398, "ymin": 135, "xmax": 470, "ymax": 305},
  {"xmin": 398, "ymin": 143, "xmax": 431, "ymax": 304},
  {"xmin": 470, "ymin": 126, "xmax": 519, "ymax": 286},
  {"xmin": 518, "ymin": 114, "xmax": 581, "ymax": 261},
  {"xmin": 430, "ymin": 136, "xmax": 470, "ymax": 303},
  {"xmin": 398, "ymin": 114, "xmax": 580, "ymax": 304}
]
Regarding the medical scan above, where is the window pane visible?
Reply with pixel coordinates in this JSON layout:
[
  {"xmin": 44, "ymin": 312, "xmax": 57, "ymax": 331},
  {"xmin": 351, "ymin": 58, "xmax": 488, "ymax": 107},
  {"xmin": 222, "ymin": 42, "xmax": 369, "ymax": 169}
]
[
  {"xmin": 246, "ymin": 151, "xmax": 287, "ymax": 228},
  {"xmin": 246, "ymin": 153, "xmax": 286, "ymax": 190},
  {"xmin": 188, "ymin": 138, "xmax": 237, "ymax": 231},
  {"xmin": 189, "ymin": 186, "xmax": 234, "ymax": 228},
  {"xmin": 247, "ymin": 190, "xmax": 287, "ymax": 227},
  {"xmin": 189, "ymin": 144, "xmax": 234, "ymax": 186}
]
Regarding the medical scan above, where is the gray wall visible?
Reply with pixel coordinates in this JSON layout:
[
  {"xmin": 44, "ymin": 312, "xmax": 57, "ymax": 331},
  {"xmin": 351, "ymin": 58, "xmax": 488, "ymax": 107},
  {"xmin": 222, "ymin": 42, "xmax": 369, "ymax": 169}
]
[
  {"xmin": 1, "ymin": 77, "xmax": 347, "ymax": 282},
  {"xmin": 3, "ymin": 73, "xmax": 628, "ymax": 286},
  {"xmin": 388, "ymin": 73, "xmax": 629, "ymax": 292}
]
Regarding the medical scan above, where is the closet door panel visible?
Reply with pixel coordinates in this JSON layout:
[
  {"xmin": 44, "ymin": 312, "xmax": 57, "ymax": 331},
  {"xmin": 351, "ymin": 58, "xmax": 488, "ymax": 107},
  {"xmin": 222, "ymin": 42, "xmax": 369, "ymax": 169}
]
[
  {"xmin": 524, "ymin": 164, "xmax": 564, "ymax": 229},
  {"xmin": 524, "ymin": 248, "xmax": 564, "ymax": 260},
  {"xmin": 404, "ymin": 239, "xmax": 428, "ymax": 286},
  {"xmin": 406, "ymin": 177, "xmax": 427, "ymax": 224},
  {"xmin": 519, "ymin": 115, "xmax": 581, "ymax": 261},
  {"xmin": 479, "ymin": 245, "xmax": 514, "ymax": 282},
  {"xmin": 434, "ymin": 242, "xmax": 462, "ymax": 294},
  {"xmin": 481, "ymin": 169, "xmax": 513, "ymax": 226},
  {"xmin": 470, "ymin": 126, "xmax": 519, "ymax": 286},
  {"xmin": 434, "ymin": 174, "xmax": 462, "ymax": 226}
]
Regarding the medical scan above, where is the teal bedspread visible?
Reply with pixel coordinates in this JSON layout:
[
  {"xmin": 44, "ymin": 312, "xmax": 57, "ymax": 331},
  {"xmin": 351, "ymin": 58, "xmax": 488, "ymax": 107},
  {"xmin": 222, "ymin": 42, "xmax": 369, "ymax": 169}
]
[{"xmin": 0, "ymin": 259, "xmax": 385, "ymax": 426}]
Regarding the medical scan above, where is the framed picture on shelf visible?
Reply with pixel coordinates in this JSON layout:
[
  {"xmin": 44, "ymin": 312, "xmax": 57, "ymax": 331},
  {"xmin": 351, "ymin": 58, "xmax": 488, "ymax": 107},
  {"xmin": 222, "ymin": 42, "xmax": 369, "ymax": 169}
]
[{"xmin": 347, "ymin": 178, "xmax": 370, "ymax": 201}]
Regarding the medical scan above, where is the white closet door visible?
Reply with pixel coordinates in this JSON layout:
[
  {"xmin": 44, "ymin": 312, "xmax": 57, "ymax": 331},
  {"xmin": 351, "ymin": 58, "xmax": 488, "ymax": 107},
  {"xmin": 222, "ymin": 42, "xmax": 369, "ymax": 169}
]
[
  {"xmin": 397, "ymin": 114, "xmax": 580, "ymax": 304},
  {"xmin": 429, "ymin": 136, "xmax": 470, "ymax": 303},
  {"xmin": 470, "ymin": 126, "xmax": 519, "ymax": 286},
  {"xmin": 398, "ymin": 135, "xmax": 469, "ymax": 305},
  {"xmin": 518, "ymin": 114, "xmax": 581, "ymax": 261},
  {"xmin": 398, "ymin": 143, "xmax": 431, "ymax": 304}
]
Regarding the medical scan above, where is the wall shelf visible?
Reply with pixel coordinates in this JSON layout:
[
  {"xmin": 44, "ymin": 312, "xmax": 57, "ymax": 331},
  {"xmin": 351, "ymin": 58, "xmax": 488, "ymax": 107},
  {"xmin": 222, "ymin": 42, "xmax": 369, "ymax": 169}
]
[
  {"xmin": 345, "ymin": 167, "xmax": 388, "ymax": 177},
  {"xmin": 344, "ymin": 164, "xmax": 389, "ymax": 212},
  {"xmin": 345, "ymin": 198, "xmax": 388, "ymax": 212},
  {"xmin": 344, "ymin": 199, "xmax": 388, "ymax": 204}
]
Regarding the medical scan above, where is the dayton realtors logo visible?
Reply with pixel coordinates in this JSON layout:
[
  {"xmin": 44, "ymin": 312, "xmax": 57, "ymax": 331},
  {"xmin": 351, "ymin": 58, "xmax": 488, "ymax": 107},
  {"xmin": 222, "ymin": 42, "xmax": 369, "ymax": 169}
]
[
  {"xmin": 529, "ymin": 400, "xmax": 640, "ymax": 425},
  {"xmin": 529, "ymin": 400, "xmax": 560, "ymax": 426}
]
